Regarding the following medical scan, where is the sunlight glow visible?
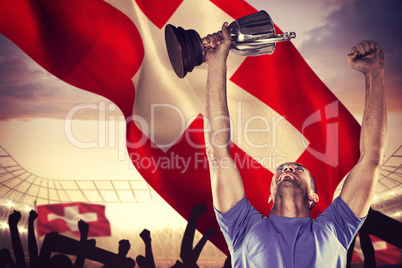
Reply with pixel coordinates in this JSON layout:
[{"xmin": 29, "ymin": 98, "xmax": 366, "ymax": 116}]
[
  {"xmin": 6, "ymin": 200, "xmax": 14, "ymax": 209},
  {"xmin": 106, "ymin": 203, "xmax": 187, "ymax": 231},
  {"xmin": 0, "ymin": 221, "xmax": 8, "ymax": 230}
]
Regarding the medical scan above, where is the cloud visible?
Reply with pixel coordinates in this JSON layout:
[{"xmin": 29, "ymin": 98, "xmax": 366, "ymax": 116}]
[
  {"xmin": 0, "ymin": 34, "xmax": 120, "ymax": 121},
  {"xmin": 297, "ymin": 0, "xmax": 402, "ymax": 114},
  {"xmin": 301, "ymin": 0, "xmax": 402, "ymax": 56}
]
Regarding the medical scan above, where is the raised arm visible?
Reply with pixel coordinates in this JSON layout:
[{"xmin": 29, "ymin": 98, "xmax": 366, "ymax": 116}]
[
  {"xmin": 8, "ymin": 210, "xmax": 26, "ymax": 268},
  {"xmin": 28, "ymin": 210, "xmax": 39, "ymax": 268},
  {"xmin": 204, "ymin": 23, "xmax": 245, "ymax": 213},
  {"xmin": 340, "ymin": 40, "xmax": 387, "ymax": 218},
  {"xmin": 139, "ymin": 229, "xmax": 155, "ymax": 268},
  {"xmin": 74, "ymin": 219, "xmax": 89, "ymax": 268}
]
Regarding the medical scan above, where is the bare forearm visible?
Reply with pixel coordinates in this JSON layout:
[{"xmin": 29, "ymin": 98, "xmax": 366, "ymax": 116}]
[
  {"xmin": 205, "ymin": 62, "xmax": 230, "ymax": 157},
  {"xmin": 341, "ymin": 73, "xmax": 386, "ymax": 218},
  {"xmin": 360, "ymin": 71, "xmax": 387, "ymax": 164},
  {"xmin": 205, "ymin": 61, "xmax": 245, "ymax": 212}
]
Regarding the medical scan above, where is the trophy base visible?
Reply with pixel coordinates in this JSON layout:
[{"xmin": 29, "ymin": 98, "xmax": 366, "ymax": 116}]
[{"xmin": 165, "ymin": 24, "xmax": 204, "ymax": 78}]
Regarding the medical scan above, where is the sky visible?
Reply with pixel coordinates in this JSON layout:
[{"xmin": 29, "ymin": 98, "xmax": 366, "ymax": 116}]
[{"xmin": 0, "ymin": 0, "xmax": 401, "ymax": 181}]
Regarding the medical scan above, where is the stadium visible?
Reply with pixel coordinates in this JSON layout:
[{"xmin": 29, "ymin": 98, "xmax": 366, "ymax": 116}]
[{"xmin": 1, "ymin": 145, "xmax": 401, "ymax": 267}]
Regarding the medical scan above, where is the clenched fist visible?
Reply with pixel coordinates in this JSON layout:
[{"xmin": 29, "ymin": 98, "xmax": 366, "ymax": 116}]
[{"xmin": 347, "ymin": 40, "xmax": 384, "ymax": 76}]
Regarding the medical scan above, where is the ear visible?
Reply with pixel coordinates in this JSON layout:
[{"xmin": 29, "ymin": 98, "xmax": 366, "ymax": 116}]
[
  {"xmin": 268, "ymin": 195, "xmax": 273, "ymax": 203},
  {"xmin": 309, "ymin": 193, "xmax": 319, "ymax": 203}
]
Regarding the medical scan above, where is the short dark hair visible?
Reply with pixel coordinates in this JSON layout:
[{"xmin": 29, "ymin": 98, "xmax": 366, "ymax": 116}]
[{"xmin": 307, "ymin": 170, "xmax": 317, "ymax": 194}]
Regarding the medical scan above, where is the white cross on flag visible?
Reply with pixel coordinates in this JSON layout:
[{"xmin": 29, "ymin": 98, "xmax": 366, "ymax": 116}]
[
  {"xmin": 1, "ymin": 0, "xmax": 362, "ymax": 254},
  {"xmin": 37, "ymin": 203, "xmax": 111, "ymax": 237}
]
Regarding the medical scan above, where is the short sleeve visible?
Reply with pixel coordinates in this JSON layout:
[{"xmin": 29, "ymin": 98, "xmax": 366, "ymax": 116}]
[
  {"xmin": 214, "ymin": 196, "xmax": 264, "ymax": 252},
  {"xmin": 315, "ymin": 196, "xmax": 366, "ymax": 249}
]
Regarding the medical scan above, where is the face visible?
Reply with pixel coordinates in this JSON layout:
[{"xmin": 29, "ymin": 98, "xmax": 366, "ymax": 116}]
[{"xmin": 270, "ymin": 162, "xmax": 315, "ymax": 203}]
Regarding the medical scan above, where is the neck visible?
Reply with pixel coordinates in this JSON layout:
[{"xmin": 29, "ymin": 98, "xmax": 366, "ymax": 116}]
[{"xmin": 270, "ymin": 192, "xmax": 311, "ymax": 217}]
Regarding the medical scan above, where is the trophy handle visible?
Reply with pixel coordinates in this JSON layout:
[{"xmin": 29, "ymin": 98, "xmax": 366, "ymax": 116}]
[
  {"xmin": 241, "ymin": 32, "xmax": 296, "ymax": 44},
  {"xmin": 227, "ymin": 11, "xmax": 296, "ymax": 56}
]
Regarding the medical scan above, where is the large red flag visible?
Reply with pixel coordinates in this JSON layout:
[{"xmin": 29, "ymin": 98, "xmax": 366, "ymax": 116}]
[
  {"xmin": 37, "ymin": 203, "xmax": 111, "ymax": 237},
  {"xmin": 0, "ymin": 0, "xmax": 361, "ymax": 254}
]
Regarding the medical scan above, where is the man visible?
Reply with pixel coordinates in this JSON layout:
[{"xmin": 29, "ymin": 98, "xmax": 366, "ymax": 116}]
[
  {"xmin": 101, "ymin": 239, "xmax": 135, "ymax": 268},
  {"xmin": 203, "ymin": 22, "xmax": 387, "ymax": 267}
]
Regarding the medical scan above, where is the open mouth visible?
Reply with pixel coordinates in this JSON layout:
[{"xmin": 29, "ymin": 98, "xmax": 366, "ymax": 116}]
[{"xmin": 277, "ymin": 173, "xmax": 297, "ymax": 183}]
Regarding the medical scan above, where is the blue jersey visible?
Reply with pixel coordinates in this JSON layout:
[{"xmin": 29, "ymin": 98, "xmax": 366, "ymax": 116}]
[{"xmin": 215, "ymin": 197, "xmax": 365, "ymax": 268}]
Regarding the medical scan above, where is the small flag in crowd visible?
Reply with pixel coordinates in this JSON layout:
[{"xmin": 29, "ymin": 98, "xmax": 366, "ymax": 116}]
[{"xmin": 37, "ymin": 203, "xmax": 111, "ymax": 237}]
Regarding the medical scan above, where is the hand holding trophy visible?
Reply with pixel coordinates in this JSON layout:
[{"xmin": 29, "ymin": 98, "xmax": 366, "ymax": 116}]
[{"xmin": 165, "ymin": 10, "xmax": 296, "ymax": 78}]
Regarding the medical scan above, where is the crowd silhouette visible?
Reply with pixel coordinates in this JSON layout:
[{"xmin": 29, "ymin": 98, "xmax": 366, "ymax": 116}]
[
  {"xmin": 1, "ymin": 202, "xmax": 402, "ymax": 267},
  {"xmin": 0, "ymin": 203, "xmax": 232, "ymax": 268}
]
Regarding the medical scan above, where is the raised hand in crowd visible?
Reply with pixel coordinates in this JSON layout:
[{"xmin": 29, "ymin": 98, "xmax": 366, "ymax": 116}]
[
  {"xmin": 139, "ymin": 229, "xmax": 151, "ymax": 245},
  {"xmin": 74, "ymin": 219, "xmax": 92, "ymax": 268},
  {"xmin": 136, "ymin": 229, "xmax": 156, "ymax": 268},
  {"xmin": 8, "ymin": 210, "xmax": 26, "ymax": 268},
  {"xmin": 78, "ymin": 219, "xmax": 89, "ymax": 240},
  {"xmin": 28, "ymin": 210, "xmax": 39, "ymax": 268},
  {"xmin": 77, "ymin": 219, "xmax": 97, "ymax": 249},
  {"xmin": 8, "ymin": 211, "xmax": 21, "ymax": 227},
  {"xmin": 177, "ymin": 202, "xmax": 217, "ymax": 268}
]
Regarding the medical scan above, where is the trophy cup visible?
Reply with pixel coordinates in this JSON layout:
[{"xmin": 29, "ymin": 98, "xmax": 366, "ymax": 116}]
[{"xmin": 165, "ymin": 10, "xmax": 296, "ymax": 78}]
